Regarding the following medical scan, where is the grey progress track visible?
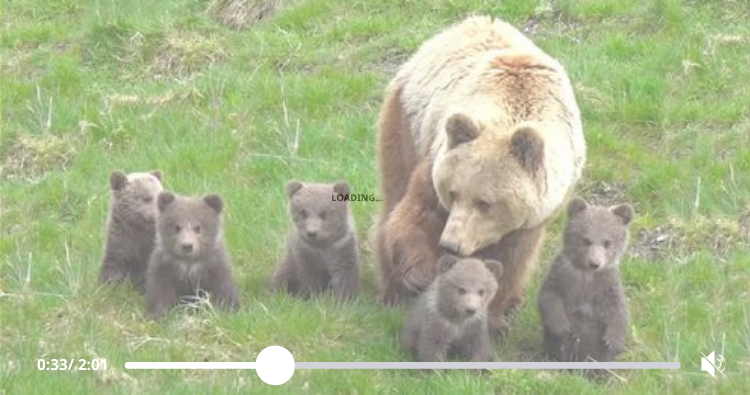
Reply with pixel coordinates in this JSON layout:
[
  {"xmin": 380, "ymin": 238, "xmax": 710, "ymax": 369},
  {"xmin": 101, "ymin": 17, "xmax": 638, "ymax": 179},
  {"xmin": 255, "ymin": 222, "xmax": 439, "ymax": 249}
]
[{"xmin": 294, "ymin": 362, "xmax": 680, "ymax": 369}]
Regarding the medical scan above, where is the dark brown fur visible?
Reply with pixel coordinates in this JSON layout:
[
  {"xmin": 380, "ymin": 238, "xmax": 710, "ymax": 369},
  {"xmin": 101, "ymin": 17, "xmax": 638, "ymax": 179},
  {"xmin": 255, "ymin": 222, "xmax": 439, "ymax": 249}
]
[
  {"xmin": 401, "ymin": 255, "xmax": 502, "ymax": 362},
  {"xmin": 377, "ymin": 85, "xmax": 418, "ymax": 215},
  {"xmin": 145, "ymin": 192, "xmax": 239, "ymax": 318},
  {"xmin": 99, "ymin": 170, "xmax": 163, "ymax": 291},
  {"xmin": 538, "ymin": 197, "xmax": 633, "ymax": 362},
  {"xmin": 270, "ymin": 181, "xmax": 360, "ymax": 301},
  {"xmin": 376, "ymin": 160, "xmax": 448, "ymax": 306}
]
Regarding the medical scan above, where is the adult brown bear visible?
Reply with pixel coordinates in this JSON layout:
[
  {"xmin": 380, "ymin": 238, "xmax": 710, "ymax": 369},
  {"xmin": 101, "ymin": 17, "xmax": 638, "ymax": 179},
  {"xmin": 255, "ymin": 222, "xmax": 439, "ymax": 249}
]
[{"xmin": 374, "ymin": 16, "xmax": 586, "ymax": 337}]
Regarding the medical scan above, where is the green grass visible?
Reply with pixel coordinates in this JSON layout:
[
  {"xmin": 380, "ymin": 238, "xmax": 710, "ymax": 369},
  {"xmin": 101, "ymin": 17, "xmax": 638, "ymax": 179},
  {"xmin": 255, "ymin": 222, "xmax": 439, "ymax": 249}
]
[{"xmin": 2, "ymin": 0, "xmax": 749, "ymax": 393}]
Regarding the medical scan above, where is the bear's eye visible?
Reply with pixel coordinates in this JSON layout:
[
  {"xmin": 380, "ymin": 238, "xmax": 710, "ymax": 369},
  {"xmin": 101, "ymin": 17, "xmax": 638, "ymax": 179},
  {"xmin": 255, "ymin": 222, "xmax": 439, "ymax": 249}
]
[
  {"xmin": 478, "ymin": 289, "xmax": 485, "ymax": 297},
  {"xmin": 300, "ymin": 209, "xmax": 308, "ymax": 219},
  {"xmin": 475, "ymin": 200, "xmax": 491, "ymax": 213},
  {"xmin": 449, "ymin": 191, "xmax": 458, "ymax": 202},
  {"xmin": 174, "ymin": 224, "xmax": 182, "ymax": 233},
  {"xmin": 603, "ymin": 240, "xmax": 611, "ymax": 249},
  {"xmin": 193, "ymin": 225, "xmax": 201, "ymax": 233},
  {"xmin": 582, "ymin": 238, "xmax": 592, "ymax": 247},
  {"xmin": 319, "ymin": 211, "xmax": 327, "ymax": 220},
  {"xmin": 143, "ymin": 196, "xmax": 153, "ymax": 203},
  {"xmin": 458, "ymin": 287, "xmax": 467, "ymax": 295}
]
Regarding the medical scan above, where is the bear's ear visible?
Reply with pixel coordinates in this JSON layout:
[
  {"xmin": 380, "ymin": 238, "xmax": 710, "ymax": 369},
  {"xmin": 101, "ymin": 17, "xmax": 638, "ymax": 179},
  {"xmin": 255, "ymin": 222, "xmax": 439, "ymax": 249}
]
[
  {"xmin": 286, "ymin": 181, "xmax": 304, "ymax": 198},
  {"xmin": 110, "ymin": 171, "xmax": 128, "ymax": 191},
  {"xmin": 510, "ymin": 126, "xmax": 545, "ymax": 173},
  {"xmin": 610, "ymin": 203, "xmax": 634, "ymax": 226},
  {"xmin": 567, "ymin": 196, "xmax": 588, "ymax": 216},
  {"xmin": 204, "ymin": 194, "xmax": 224, "ymax": 214},
  {"xmin": 151, "ymin": 170, "xmax": 163, "ymax": 181},
  {"xmin": 446, "ymin": 113, "xmax": 479, "ymax": 149},
  {"xmin": 157, "ymin": 192, "xmax": 175, "ymax": 212},
  {"xmin": 437, "ymin": 254, "xmax": 459, "ymax": 274},
  {"xmin": 484, "ymin": 259, "xmax": 504, "ymax": 279},
  {"xmin": 333, "ymin": 181, "xmax": 351, "ymax": 196}
]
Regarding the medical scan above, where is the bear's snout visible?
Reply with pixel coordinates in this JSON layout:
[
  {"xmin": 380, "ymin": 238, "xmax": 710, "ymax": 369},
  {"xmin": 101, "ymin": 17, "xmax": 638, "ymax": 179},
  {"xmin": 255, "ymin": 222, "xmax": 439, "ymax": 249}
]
[
  {"xmin": 439, "ymin": 239, "xmax": 460, "ymax": 255},
  {"xmin": 462, "ymin": 294, "xmax": 483, "ymax": 317},
  {"xmin": 304, "ymin": 218, "xmax": 322, "ymax": 241},
  {"xmin": 587, "ymin": 246, "xmax": 607, "ymax": 270},
  {"xmin": 177, "ymin": 231, "xmax": 199, "ymax": 256}
]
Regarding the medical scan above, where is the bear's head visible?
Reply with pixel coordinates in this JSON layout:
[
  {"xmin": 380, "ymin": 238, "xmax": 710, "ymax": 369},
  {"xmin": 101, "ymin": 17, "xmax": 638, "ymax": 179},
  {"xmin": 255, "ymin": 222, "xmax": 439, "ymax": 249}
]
[
  {"xmin": 435, "ymin": 254, "xmax": 503, "ymax": 323},
  {"xmin": 562, "ymin": 197, "xmax": 633, "ymax": 272},
  {"xmin": 156, "ymin": 192, "xmax": 224, "ymax": 261},
  {"xmin": 286, "ymin": 181, "xmax": 352, "ymax": 246},
  {"xmin": 434, "ymin": 113, "xmax": 546, "ymax": 256},
  {"xmin": 110, "ymin": 170, "xmax": 163, "ymax": 223}
]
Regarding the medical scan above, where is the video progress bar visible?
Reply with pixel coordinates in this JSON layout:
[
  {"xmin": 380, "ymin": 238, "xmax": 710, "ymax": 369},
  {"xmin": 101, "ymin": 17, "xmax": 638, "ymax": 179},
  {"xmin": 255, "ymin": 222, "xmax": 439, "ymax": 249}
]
[{"xmin": 125, "ymin": 362, "xmax": 680, "ymax": 370}]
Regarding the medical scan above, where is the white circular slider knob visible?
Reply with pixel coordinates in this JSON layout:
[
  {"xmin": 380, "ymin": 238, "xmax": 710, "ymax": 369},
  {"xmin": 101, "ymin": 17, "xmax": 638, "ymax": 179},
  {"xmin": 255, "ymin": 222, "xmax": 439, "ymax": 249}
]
[{"xmin": 255, "ymin": 345, "xmax": 295, "ymax": 385}]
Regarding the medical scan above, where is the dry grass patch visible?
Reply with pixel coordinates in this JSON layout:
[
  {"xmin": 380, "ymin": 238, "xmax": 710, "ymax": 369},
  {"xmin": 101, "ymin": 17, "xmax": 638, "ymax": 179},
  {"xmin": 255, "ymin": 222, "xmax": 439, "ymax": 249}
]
[
  {"xmin": 1, "ymin": 134, "xmax": 77, "ymax": 181},
  {"xmin": 148, "ymin": 31, "xmax": 229, "ymax": 79},
  {"xmin": 578, "ymin": 180, "xmax": 632, "ymax": 208},
  {"xmin": 631, "ymin": 215, "xmax": 748, "ymax": 261},
  {"xmin": 208, "ymin": 0, "xmax": 285, "ymax": 30}
]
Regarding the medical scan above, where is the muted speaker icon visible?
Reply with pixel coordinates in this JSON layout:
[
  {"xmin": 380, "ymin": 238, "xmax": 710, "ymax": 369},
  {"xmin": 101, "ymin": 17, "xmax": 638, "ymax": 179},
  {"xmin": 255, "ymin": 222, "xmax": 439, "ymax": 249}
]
[{"xmin": 701, "ymin": 351, "xmax": 725, "ymax": 377}]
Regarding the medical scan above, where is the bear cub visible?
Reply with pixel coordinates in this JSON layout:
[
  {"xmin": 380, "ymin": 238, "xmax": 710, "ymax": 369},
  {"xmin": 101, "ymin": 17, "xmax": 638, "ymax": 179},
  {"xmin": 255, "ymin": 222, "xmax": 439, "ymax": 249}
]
[
  {"xmin": 270, "ymin": 181, "xmax": 360, "ymax": 301},
  {"xmin": 538, "ymin": 197, "xmax": 634, "ymax": 362},
  {"xmin": 145, "ymin": 192, "xmax": 240, "ymax": 318},
  {"xmin": 99, "ymin": 170, "xmax": 163, "ymax": 291},
  {"xmin": 401, "ymin": 255, "xmax": 503, "ymax": 362}
]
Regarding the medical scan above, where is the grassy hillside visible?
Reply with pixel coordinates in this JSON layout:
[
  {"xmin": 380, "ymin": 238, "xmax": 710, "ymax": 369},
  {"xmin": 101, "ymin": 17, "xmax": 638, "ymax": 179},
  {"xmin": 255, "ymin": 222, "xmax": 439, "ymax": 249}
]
[{"xmin": 2, "ymin": 0, "xmax": 748, "ymax": 393}]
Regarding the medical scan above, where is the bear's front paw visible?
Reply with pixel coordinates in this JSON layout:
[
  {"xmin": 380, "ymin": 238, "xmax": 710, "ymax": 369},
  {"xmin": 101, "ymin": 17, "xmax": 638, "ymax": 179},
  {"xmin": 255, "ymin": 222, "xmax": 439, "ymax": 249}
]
[
  {"xmin": 488, "ymin": 314, "xmax": 511, "ymax": 339},
  {"xmin": 559, "ymin": 333, "xmax": 580, "ymax": 361},
  {"xmin": 380, "ymin": 291, "xmax": 400, "ymax": 306},
  {"xmin": 381, "ymin": 282, "xmax": 412, "ymax": 306},
  {"xmin": 603, "ymin": 333, "xmax": 625, "ymax": 353},
  {"xmin": 503, "ymin": 296, "xmax": 525, "ymax": 317},
  {"xmin": 402, "ymin": 267, "xmax": 434, "ymax": 295},
  {"xmin": 99, "ymin": 265, "xmax": 126, "ymax": 284}
]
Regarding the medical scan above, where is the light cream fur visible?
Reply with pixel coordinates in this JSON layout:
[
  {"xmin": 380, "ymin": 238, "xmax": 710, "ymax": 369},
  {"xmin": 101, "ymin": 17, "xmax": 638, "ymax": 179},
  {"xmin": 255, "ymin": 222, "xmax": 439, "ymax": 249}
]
[{"xmin": 385, "ymin": 15, "xmax": 585, "ymax": 256}]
